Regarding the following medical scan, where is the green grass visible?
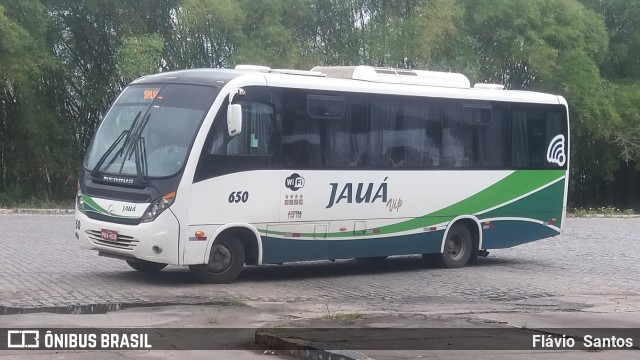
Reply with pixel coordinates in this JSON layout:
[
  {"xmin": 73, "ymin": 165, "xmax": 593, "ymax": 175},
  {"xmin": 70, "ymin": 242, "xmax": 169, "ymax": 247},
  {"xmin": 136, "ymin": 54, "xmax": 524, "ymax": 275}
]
[
  {"xmin": 199, "ymin": 308, "xmax": 220, "ymax": 325},
  {"xmin": 569, "ymin": 207, "xmax": 636, "ymax": 217},
  {"xmin": 0, "ymin": 197, "xmax": 74, "ymax": 209},
  {"xmin": 227, "ymin": 297, "xmax": 246, "ymax": 306},
  {"xmin": 206, "ymin": 311, "xmax": 218, "ymax": 324},
  {"xmin": 323, "ymin": 304, "xmax": 364, "ymax": 321}
]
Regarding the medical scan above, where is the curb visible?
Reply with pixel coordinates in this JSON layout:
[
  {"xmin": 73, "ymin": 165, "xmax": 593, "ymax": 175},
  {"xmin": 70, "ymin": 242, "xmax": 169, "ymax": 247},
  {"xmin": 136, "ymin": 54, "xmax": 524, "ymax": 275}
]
[
  {"xmin": 255, "ymin": 330, "xmax": 373, "ymax": 360},
  {"xmin": 0, "ymin": 209, "xmax": 75, "ymax": 215}
]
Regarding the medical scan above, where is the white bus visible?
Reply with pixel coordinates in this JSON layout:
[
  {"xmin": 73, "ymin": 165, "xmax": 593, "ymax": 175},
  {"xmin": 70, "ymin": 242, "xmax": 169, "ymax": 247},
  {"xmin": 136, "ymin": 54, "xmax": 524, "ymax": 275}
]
[{"xmin": 75, "ymin": 65, "xmax": 569, "ymax": 283}]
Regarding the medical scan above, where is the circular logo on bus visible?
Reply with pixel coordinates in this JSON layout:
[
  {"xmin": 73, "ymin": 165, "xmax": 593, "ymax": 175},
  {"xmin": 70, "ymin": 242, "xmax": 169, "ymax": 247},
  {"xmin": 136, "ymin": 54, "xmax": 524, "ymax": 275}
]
[{"xmin": 285, "ymin": 173, "xmax": 305, "ymax": 191}]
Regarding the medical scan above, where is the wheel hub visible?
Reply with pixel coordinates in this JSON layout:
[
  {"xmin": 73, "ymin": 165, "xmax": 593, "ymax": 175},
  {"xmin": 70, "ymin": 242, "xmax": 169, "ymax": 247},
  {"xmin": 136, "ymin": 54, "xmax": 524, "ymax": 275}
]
[
  {"xmin": 448, "ymin": 235, "xmax": 465, "ymax": 261},
  {"xmin": 206, "ymin": 244, "xmax": 232, "ymax": 273}
]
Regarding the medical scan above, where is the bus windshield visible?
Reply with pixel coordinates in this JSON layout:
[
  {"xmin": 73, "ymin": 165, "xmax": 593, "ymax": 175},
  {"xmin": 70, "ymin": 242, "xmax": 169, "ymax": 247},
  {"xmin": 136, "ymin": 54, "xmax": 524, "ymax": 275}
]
[{"xmin": 84, "ymin": 84, "xmax": 217, "ymax": 178}]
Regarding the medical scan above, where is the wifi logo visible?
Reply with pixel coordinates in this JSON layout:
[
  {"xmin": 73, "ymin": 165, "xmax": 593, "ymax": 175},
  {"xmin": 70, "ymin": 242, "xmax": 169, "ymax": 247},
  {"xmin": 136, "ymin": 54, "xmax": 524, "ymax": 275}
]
[{"xmin": 547, "ymin": 134, "xmax": 566, "ymax": 167}]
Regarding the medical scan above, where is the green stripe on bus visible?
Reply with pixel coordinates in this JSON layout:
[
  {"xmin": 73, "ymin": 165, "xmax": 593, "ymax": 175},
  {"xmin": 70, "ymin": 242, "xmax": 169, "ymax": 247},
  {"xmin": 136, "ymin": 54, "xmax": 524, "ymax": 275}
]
[
  {"xmin": 325, "ymin": 170, "xmax": 564, "ymax": 237},
  {"xmin": 82, "ymin": 195, "xmax": 109, "ymax": 215},
  {"xmin": 262, "ymin": 170, "xmax": 565, "ymax": 238},
  {"xmin": 82, "ymin": 194, "xmax": 132, "ymax": 219},
  {"xmin": 479, "ymin": 178, "xmax": 565, "ymax": 227}
]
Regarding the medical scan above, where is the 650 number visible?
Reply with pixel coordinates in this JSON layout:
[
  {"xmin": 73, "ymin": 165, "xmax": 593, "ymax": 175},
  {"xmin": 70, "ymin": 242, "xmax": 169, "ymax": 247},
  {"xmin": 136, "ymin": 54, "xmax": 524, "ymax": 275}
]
[{"xmin": 228, "ymin": 191, "xmax": 249, "ymax": 203}]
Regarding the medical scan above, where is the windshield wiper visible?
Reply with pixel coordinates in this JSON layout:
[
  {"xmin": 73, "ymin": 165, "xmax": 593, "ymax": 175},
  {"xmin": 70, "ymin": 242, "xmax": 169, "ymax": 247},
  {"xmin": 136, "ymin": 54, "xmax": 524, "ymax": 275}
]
[
  {"xmin": 134, "ymin": 136, "xmax": 148, "ymax": 181},
  {"xmin": 119, "ymin": 112, "xmax": 150, "ymax": 175},
  {"xmin": 91, "ymin": 111, "xmax": 142, "ymax": 178},
  {"xmin": 91, "ymin": 130, "xmax": 129, "ymax": 178},
  {"xmin": 122, "ymin": 113, "xmax": 150, "ymax": 163}
]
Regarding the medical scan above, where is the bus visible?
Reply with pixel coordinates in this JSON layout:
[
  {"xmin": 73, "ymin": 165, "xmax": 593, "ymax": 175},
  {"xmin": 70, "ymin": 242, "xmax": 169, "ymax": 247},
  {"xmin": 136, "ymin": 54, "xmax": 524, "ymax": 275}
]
[{"xmin": 74, "ymin": 65, "xmax": 569, "ymax": 283}]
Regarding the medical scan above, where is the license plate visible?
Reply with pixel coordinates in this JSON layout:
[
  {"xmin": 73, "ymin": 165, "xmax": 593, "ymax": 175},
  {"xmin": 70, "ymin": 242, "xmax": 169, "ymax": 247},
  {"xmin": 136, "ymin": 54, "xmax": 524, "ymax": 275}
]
[{"xmin": 100, "ymin": 229, "xmax": 118, "ymax": 242}]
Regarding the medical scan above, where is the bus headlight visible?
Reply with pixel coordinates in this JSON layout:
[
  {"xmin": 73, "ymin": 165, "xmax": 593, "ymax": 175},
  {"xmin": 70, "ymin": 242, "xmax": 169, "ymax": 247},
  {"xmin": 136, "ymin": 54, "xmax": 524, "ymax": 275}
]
[
  {"xmin": 76, "ymin": 190, "xmax": 86, "ymax": 214},
  {"xmin": 141, "ymin": 191, "xmax": 176, "ymax": 223}
]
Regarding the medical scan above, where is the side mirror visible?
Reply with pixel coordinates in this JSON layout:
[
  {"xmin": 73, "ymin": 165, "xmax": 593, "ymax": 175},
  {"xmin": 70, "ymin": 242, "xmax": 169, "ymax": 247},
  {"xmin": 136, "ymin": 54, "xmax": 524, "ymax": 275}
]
[{"xmin": 227, "ymin": 104, "xmax": 242, "ymax": 137}]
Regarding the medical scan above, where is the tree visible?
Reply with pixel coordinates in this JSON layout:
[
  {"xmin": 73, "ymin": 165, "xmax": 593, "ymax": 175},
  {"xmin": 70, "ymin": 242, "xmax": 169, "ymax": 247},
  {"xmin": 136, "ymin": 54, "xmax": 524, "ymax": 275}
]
[
  {"xmin": 169, "ymin": 0, "xmax": 244, "ymax": 69},
  {"xmin": 574, "ymin": 0, "xmax": 640, "ymax": 208},
  {"xmin": 581, "ymin": 0, "xmax": 640, "ymax": 80},
  {"xmin": 115, "ymin": 34, "xmax": 165, "ymax": 85},
  {"xmin": 463, "ymin": 0, "xmax": 608, "ymax": 89},
  {"xmin": 0, "ymin": 0, "xmax": 638, "ymax": 209},
  {"xmin": 359, "ymin": 0, "xmax": 462, "ymax": 68},
  {"xmin": 46, "ymin": 0, "xmax": 178, "ymax": 163},
  {"xmin": 0, "ymin": 0, "xmax": 72, "ymax": 201},
  {"xmin": 233, "ymin": 0, "xmax": 305, "ymax": 68}
]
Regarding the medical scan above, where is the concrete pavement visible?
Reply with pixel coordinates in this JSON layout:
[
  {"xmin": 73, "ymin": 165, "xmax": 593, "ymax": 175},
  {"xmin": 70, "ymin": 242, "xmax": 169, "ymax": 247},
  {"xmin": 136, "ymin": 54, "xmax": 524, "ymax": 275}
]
[
  {"xmin": 1, "ymin": 300, "xmax": 639, "ymax": 359},
  {"xmin": 1, "ymin": 215, "xmax": 640, "ymax": 359}
]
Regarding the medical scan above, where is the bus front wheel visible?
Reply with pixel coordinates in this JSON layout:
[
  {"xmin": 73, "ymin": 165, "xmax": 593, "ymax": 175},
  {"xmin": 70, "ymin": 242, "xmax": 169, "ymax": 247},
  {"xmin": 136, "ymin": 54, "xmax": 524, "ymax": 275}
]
[
  {"xmin": 438, "ymin": 223, "xmax": 473, "ymax": 268},
  {"xmin": 126, "ymin": 259, "xmax": 167, "ymax": 272},
  {"xmin": 190, "ymin": 235, "xmax": 245, "ymax": 283}
]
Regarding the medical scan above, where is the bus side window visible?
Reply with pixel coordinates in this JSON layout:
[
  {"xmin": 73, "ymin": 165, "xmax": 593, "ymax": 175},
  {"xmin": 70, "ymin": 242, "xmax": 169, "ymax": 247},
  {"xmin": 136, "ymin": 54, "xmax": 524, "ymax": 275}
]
[
  {"xmin": 210, "ymin": 119, "xmax": 226, "ymax": 155},
  {"xmin": 442, "ymin": 105, "xmax": 465, "ymax": 168},
  {"xmin": 282, "ymin": 90, "xmax": 322, "ymax": 169},
  {"xmin": 511, "ymin": 106, "xmax": 566, "ymax": 169},
  {"xmin": 387, "ymin": 146, "xmax": 407, "ymax": 167},
  {"xmin": 211, "ymin": 102, "xmax": 277, "ymax": 157},
  {"xmin": 441, "ymin": 102, "xmax": 506, "ymax": 169},
  {"xmin": 424, "ymin": 111, "xmax": 442, "ymax": 167}
]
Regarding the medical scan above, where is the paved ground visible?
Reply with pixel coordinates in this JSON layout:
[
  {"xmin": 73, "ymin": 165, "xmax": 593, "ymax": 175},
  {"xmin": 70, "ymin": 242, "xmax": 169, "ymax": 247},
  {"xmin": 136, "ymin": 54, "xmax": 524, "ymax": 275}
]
[
  {"xmin": 1, "ymin": 215, "xmax": 638, "ymax": 310},
  {"xmin": 1, "ymin": 215, "xmax": 639, "ymax": 359}
]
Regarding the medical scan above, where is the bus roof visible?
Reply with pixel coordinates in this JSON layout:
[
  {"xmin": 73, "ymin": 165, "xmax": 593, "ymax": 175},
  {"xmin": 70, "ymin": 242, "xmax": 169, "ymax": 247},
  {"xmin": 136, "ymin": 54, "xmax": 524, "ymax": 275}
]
[
  {"xmin": 130, "ymin": 68, "xmax": 243, "ymax": 87},
  {"xmin": 130, "ymin": 67, "xmax": 565, "ymax": 106}
]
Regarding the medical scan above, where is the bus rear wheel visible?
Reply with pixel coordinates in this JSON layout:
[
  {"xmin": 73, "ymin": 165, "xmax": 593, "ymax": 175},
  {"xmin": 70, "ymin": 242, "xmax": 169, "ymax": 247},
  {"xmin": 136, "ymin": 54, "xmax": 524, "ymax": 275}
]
[
  {"xmin": 438, "ymin": 223, "xmax": 473, "ymax": 268},
  {"xmin": 189, "ymin": 235, "xmax": 245, "ymax": 284},
  {"xmin": 126, "ymin": 259, "xmax": 167, "ymax": 272}
]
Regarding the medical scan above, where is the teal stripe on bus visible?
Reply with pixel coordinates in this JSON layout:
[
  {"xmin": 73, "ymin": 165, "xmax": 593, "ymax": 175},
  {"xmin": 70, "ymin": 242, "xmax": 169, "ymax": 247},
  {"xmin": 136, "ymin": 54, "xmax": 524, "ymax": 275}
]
[
  {"xmin": 482, "ymin": 220, "xmax": 559, "ymax": 249},
  {"xmin": 261, "ymin": 231, "xmax": 444, "ymax": 264}
]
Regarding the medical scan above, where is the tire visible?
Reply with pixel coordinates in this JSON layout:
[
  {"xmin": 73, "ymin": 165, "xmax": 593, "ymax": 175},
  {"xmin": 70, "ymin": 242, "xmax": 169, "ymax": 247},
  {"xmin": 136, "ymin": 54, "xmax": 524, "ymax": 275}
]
[
  {"xmin": 126, "ymin": 259, "xmax": 167, "ymax": 272},
  {"xmin": 189, "ymin": 235, "xmax": 245, "ymax": 283},
  {"xmin": 438, "ymin": 223, "xmax": 473, "ymax": 268}
]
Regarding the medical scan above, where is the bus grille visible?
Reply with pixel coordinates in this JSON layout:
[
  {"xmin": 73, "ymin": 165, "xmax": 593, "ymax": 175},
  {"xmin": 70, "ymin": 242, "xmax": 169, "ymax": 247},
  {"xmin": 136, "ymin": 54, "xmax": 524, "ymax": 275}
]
[
  {"xmin": 85, "ymin": 186, "xmax": 152, "ymax": 202},
  {"xmin": 86, "ymin": 230, "xmax": 139, "ymax": 251}
]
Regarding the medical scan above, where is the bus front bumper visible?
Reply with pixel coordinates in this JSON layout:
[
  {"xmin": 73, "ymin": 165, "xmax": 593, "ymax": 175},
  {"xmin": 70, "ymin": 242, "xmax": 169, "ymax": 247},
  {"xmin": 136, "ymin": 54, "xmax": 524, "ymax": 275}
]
[{"xmin": 74, "ymin": 209, "xmax": 180, "ymax": 265}]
